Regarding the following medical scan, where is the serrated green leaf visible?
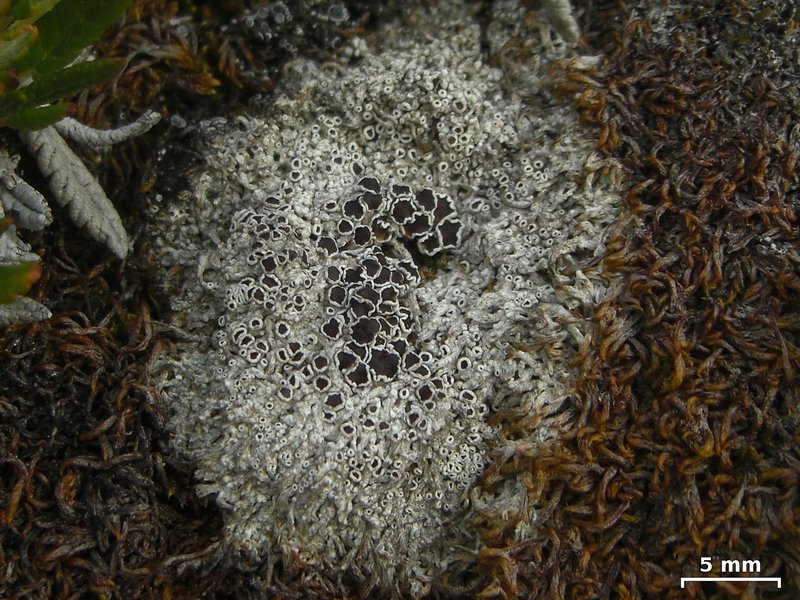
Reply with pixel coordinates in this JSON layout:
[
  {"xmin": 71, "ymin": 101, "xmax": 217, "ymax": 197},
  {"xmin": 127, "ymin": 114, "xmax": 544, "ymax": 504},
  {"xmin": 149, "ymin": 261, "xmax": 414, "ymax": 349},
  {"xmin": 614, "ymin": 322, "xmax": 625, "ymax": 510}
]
[
  {"xmin": 0, "ymin": 57, "xmax": 122, "ymax": 121},
  {"xmin": 5, "ymin": 99, "xmax": 69, "ymax": 129},
  {"xmin": 15, "ymin": 0, "xmax": 131, "ymax": 75},
  {"xmin": 0, "ymin": 261, "xmax": 41, "ymax": 304}
]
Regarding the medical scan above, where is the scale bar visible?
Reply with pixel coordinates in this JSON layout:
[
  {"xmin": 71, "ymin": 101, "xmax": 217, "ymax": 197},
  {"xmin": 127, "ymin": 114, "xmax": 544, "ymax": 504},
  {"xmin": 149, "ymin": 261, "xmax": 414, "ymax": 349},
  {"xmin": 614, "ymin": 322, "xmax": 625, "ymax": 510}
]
[{"xmin": 681, "ymin": 577, "xmax": 781, "ymax": 588}]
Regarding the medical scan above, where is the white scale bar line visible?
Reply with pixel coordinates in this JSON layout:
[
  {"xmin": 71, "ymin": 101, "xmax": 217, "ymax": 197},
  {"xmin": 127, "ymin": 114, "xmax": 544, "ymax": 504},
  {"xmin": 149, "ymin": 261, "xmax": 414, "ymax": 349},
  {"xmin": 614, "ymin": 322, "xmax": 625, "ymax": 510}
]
[{"xmin": 681, "ymin": 577, "xmax": 781, "ymax": 589}]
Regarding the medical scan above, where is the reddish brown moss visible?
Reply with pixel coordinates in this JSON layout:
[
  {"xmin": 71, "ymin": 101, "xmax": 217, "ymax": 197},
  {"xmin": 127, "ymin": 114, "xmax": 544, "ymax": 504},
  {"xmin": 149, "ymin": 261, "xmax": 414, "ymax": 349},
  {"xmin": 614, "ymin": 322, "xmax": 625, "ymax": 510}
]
[{"xmin": 458, "ymin": 1, "xmax": 800, "ymax": 598}]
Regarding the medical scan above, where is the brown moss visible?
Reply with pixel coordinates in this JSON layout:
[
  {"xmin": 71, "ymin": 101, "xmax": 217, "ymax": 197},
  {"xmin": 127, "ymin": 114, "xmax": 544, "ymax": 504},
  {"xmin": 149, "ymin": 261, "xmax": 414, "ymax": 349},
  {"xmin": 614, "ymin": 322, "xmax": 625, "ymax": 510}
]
[{"xmin": 454, "ymin": 1, "xmax": 800, "ymax": 598}]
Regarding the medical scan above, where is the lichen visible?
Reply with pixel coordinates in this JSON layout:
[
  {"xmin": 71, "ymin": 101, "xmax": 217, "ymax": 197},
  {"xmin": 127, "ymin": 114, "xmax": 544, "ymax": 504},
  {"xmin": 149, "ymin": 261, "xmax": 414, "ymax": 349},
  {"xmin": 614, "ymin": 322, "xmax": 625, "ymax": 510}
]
[{"xmin": 149, "ymin": 0, "xmax": 620, "ymax": 595}]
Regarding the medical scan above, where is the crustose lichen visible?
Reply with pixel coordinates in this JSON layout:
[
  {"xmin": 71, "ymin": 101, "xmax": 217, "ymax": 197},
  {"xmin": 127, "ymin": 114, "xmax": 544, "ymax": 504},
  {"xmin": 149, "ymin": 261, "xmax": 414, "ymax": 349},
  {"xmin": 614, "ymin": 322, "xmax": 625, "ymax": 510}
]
[{"xmin": 150, "ymin": 0, "xmax": 619, "ymax": 594}]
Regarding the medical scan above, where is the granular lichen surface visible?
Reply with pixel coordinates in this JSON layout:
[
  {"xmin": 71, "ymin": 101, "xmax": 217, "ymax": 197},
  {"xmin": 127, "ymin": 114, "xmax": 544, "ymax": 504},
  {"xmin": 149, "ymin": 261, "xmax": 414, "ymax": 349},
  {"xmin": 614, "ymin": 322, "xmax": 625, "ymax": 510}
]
[{"xmin": 149, "ymin": 0, "xmax": 620, "ymax": 592}]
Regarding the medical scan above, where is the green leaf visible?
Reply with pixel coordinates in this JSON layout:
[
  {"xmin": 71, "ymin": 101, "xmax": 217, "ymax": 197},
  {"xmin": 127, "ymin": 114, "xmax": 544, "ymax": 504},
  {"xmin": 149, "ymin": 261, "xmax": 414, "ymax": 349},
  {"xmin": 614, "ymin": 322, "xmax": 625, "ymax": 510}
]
[
  {"xmin": 9, "ymin": 0, "xmax": 61, "ymax": 23},
  {"xmin": 2, "ymin": 1, "xmax": 60, "ymax": 40},
  {"xmin": 22, "ymin": 56, "xmax": 122, "ymax": 104},
  {"xmin": 0, "ymin": 26, "xmax": 36, "ymax": 71},
  {"xmin": 0, "ymin": 87, "xmax": 25, "ymax": 119},
  {"xmin": 0, "ymin": 261, "xmax": 41, "ymax": 304},
  {"xmin": 14, "ymin": 0, "xmax": 131, "ymax": 75},
  {"xmin": 5, "ymin": 99, "xmax": 69, "ymax": 129},
  {"xmin": 9, "ymin": 0, "xmax": 35, "ymax": 20},
  {"xmin": 0, "ymin": 57, "xmax": 122, "ymax": 120}
]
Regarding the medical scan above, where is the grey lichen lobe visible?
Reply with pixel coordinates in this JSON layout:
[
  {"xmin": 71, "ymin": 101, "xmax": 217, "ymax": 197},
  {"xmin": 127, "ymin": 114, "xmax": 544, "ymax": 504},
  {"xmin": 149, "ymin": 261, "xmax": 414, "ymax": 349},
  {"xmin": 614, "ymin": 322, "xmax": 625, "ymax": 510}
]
[
  {"xmin": 0, "ymin": 110, "xmax": 162, "ymax": 329},
  {"xmin": 53, "ymin": 111, "xmax": 162, "ymax": 150},
  {"xmin": 20, "ymin": 111, "xmax": 162, "ymax": 260},
  {"xmin": 0, "ymin": 149, "xmax": 51, "ymax": 326},
  {"xmin": 20, "ymin": 126, "xmax": 130, "ymax": 259},
  {"xmin": 0, "ymin": 151, "xmax": 52, "ymax": 231},
  {"xmin": 150, "ymin": 0, "xmax": 618, "ymax": 594}
]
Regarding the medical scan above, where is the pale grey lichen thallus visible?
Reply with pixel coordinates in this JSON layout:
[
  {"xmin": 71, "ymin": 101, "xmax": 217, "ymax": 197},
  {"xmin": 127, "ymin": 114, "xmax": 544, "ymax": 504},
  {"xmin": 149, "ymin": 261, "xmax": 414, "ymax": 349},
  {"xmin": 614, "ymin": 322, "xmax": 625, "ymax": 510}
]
[{"xmin": 148, "ymin": 0, "xmax": 620, "ymax": 595}]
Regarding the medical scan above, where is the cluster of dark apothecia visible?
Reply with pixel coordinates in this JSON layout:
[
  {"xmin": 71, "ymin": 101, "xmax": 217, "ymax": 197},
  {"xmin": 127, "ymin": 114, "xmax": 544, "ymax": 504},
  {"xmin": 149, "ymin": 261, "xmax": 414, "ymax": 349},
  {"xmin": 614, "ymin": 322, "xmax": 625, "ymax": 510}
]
[
  {"xmin": 326, "ymin": 177, "xmax": 462, "ymax": 257},
  {"xmin": 149, "ymin": 0, "xmax": 620, "ymax": 594},
  {"xmin": 201, "ymin": 157, "xmax": 489, "ymax": 496},
  {"xmin": 222, "ymin": 175, "xmax": 462, "ymax": 392}
]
